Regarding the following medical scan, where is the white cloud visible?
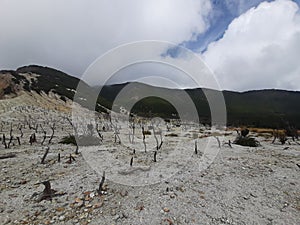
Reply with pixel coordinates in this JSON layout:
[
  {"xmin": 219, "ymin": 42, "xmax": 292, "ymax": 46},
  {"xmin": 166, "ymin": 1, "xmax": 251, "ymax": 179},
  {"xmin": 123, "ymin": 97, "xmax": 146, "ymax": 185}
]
[
  {"xmin": 0, "ymin": 0, "xmax": 211, "ymax": 76},
  {"xmin": 203, "ymin": 0, "xmax": 300, "ymax": 91}
]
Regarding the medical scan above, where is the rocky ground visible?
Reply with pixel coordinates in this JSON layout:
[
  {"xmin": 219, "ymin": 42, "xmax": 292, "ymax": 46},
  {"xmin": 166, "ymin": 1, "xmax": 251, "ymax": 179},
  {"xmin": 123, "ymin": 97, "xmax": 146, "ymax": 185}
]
[{"xmin": 0, "ymin": 100, "xmax": 299, "ymax": 225}]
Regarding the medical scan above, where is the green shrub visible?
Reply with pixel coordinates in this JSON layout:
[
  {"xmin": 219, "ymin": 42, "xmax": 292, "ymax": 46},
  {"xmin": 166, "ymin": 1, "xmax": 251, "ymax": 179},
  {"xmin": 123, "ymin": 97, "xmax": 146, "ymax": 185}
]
[
  {"xmin": 165, "ymin": 133, "xmax": 178, "ymax": 137},
  {"xmin": 59, "ymin": 135, "xmax": 76, "ymax": 145},
  {"xmin": 233, "ymin": 136, "xmax": 260, "ymax": 147},
  {"xmin": 59, "ymin": 135, "xmax": 101, "ymax": 146},
  {"xmin": 142, "ymin": 130, "xmax": 151, "ymax": 135}
]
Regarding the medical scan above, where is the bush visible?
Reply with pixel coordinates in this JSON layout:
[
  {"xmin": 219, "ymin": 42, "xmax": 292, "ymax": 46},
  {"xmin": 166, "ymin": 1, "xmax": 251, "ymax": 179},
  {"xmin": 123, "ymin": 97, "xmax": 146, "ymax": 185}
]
[
  {"xmin": 165, "ymin": 133, "xmax": 178, "ymax": 137},
  {"xmin": 59, "ymin": 135, "xmax": 76, "ymax": 145},
  {"xmin": 59, "ymin": 135, "xmax": 101, "ymax": 146},
  {"xmin": 142, "ymin": 130, "xmax": 151, "ymax": 135},
  {"xmin": 233, "ymin": 136, "xmax": 260, "ymax": 147}
]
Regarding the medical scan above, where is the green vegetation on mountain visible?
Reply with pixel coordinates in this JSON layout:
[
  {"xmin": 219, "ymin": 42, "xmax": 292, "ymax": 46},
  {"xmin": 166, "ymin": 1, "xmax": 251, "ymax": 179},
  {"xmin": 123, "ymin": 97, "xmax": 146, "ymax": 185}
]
[{"xmin": 1, "ymin": 65, "xmax": 299, "ymax": 129}]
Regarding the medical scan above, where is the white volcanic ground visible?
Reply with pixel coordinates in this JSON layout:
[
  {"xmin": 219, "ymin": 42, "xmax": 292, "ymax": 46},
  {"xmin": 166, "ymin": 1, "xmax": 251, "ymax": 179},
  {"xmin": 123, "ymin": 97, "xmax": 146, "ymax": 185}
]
[{"xmin": 0, "ymin": 95, "xmax": 299, "ymax": 225}]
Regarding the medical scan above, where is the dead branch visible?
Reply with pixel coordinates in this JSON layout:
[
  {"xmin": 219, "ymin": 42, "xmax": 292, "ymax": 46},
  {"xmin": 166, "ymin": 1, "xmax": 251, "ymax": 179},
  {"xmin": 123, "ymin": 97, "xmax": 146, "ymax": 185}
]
[
  {"xmin": 142, "ymin": 126, "xmax": 146, "ymax": 152},
  {"xmin": 0, "ymin": 153, "xmax": 16, "ymax": 159},
  {"xmin": 41, "ymin": 131, "xmax": 46, "ymax": 145},
  {"xmin": 48, "ymin": 123, "xmax": 55, "ymax": 144},
  {"xmin": 41, "ymin": 147, "xmax": 50, "ymax": 164},
  {"xmin": 36, "ymin": 180, "xmax": 66, "ymax": 202},
  {"xmin": 130, "ymin": 156, "xmax": 134, "ymax": 166}
]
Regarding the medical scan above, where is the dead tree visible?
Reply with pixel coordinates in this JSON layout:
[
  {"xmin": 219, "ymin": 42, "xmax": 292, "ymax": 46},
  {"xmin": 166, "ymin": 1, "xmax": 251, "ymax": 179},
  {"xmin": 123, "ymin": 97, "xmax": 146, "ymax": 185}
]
[
  {"xmin": 16, "ymin": 137, "xmax": 21, "ymax": 145},
  {"xmin": 48, "ymin": 123, "xmax": 55, "ymax": 144},
  {"xmin": 66, "ymin": 117, "xmax": 78, "ymax": 137},
  {"xmin": 87, "ymin": 123, "xmax": 94, "ymax": 137},
  {"xmin": 97, "ymin": 171, "xmax": 106, "ymax": 195},
  {"xmin": 223, "ymin": 140, "xmax": 232, "ymax": 148},
  {"xmin": 41, "ymin": 131, "xmax": 47, "ymax": 145},
  {"xmin": 75, "ymin": 145, "xmax": 79, "ymax": 155},
  {"xmin": 35, "ymin": 124, "xmax": 39, "ymax": 133},
  {"xmin": 29, "ymin": 133, "xmax": 37, "ymax": 145},
  {"xmin": 66, "ymin": 154, "xmax": 76, "ymax": 164},
  {"xmin": 2, "ymin": 134, "xmax": 7, "ymax": 149},
  {"xmin": 213, "ymin": 136, "xmax": 221, "ymax": 148},
  {"xmin": 8, "ymin": 123, "xmax": 14, "ymax": 148},
  {"xmin": 36, "ymin": 180, "xmax": 65, "ymax": 202},
  {"xmin": 142, "ymin": 126, "xmax": 147, "ymax": 152},
  {"xmin": 272, "ymin": 129, "xmax": 287, "ymax": 144},
  {"xmin": 96, "ymin": 124, "xmax": 103, "ymax": 142},
  {"xmin": 130, "ymin": 157, "xmax": 134, "ymax": 166},
  {"xmin": 0, "ymin": 153, "xmax": 16, "ymax": 159},
  {"xmin": 151, "ymin": 122, "xmax": 161, "ymax": 150},
  {"xmin": 41, "ymin": 147, "xmax": 50, "ymax": 164},
  {"xmin": 128, "ymin": 122, "xmax": 135, "ymax": 144},
  {"xmin": 195, "ymin": 140, "xmax": 198, "ymax": 154},
  {"xmin": 111, "ymin": 122, "xmax": 121, "ymax": 144},
  {"xmin": 154, "ymin": 151, "xmax": 157, "ymax": 162},
  {"xmin": 241, "ymin": 128, "xmax": 249, "ymax": 137},
  {"xmin": 18, "ymin": 124, "xmax": 23, "ymax": 138},
  {"xmin": 8, "ymin": 135, "xmax": 13, "ymax": 148}
]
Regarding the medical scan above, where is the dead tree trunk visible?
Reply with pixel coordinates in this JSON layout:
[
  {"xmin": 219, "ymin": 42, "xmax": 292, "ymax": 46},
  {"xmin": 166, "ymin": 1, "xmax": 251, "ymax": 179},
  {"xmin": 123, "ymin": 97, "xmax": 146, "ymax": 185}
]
[
  {"xmin": 8, "ymin": 135, "xmax": 13, "ymax": 148},
  {"xmin": 0, "ymin": 153, "xmax": 16, "ymax": 159},
  {"xmin": 41, "ymin": 131, "xmax": 46, "ymax": 145},
  {"xmin": 96, "ymin": 124, "xmax": 103, "ymax": 142},
  {"xmin": 97, "ymin": 171, "xmax": 106, "ymax": 195},
  {"xmin": 48, "ymin": 123, "xmax": 55, "ymax": 144},
  {"xmin": 17, "ymin": 136, "xmax": 21, "ymax": 145},
  {"xmin": 75, "ymin": 145, "xmax": 79, "ymax": 155},
  {"xmin": 19, "ymin": 125, "xmax": 23, "ymax": 138},
  {"xmin": 41, "ymin": 147, "xmax": 49, "ymax": 164},
  {"xmin": 142, "ymin": 126, "xmax": 146, "ymax": 152},
  {"xmin": 2, "ymin": 134, "xmax": 7, "ymax": 149},
  {"xmin": 130, "ymin": 157, "xmax": 133, "ymax": 166},
  {"xmin": 213, "ymin": 136, "xmax": 221, "ymax": 148},
  {"xmin": 29, "ymin": 133, "xmax": 37, "ymax": 145}
]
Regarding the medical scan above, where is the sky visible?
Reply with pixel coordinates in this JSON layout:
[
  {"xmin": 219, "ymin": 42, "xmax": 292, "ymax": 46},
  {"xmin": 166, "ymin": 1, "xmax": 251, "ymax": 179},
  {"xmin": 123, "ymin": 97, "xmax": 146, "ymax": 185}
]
[{"xmin": 0, "ymin": 0, "xmax": 299, "ymax": 91}]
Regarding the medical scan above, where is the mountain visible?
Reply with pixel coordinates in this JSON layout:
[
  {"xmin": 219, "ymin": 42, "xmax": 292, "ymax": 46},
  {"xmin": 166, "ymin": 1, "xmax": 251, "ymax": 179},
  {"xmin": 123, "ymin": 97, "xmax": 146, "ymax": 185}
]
[
  {"xmin": 0, "ymin": 65, "xmax": 299, "ymax": 128},
  {"xmin": 99, "ymin": 83, "xmax": 300, "ymax": 128}
]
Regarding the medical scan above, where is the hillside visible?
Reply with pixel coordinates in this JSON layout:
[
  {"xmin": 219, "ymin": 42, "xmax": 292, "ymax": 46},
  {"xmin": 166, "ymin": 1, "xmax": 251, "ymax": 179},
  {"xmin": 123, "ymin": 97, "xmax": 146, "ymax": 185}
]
[
  {"xmin": 100, "ymin": 83, "xmax": 300, "ymax": 128},
  {"xmin": 0, "ymin": 65, "xmax": 299, "ymax": 128}
]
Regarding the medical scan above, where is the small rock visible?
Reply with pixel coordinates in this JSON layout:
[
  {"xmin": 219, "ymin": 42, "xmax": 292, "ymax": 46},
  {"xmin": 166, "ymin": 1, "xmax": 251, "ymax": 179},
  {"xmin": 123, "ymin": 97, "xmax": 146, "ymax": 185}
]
[
  {"xmin": 75, "ymin": 198, "xmax": 82, "ymax": 203},
  {"xmin": 110, "ymin": 209, "xmax": 116, "ymax": 216},
  {"xmin": 120, "ymin": 190, "xmax": 128, "ymax": 197},
  {"xmin": 56, "ymin": 207, "xmax": 65, "ymax": 212},
  {"xmin": 163, "ymin": 207, "xmax": 170, "ymax": 213},
  {"xmin": 170, "ymin": 194, "xmax": 176, "ymax": 199},
  {"xmin": 93, "ymin": 202, "xmax": 103, "ymax": 209},
  {"xmin": 250, "ymin": 193, "xmax": 257, "ymax": 198},
  {"xmin": 59, "ymin": 215, "xmax": 65, "ymax": 221}
]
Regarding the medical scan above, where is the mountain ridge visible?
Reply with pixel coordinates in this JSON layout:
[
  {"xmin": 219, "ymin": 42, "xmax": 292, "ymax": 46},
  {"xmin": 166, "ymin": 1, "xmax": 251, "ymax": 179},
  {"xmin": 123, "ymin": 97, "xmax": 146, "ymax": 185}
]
[{"xmin": 0, "ymin": 65, "xmax": 299, "ymax": 128}]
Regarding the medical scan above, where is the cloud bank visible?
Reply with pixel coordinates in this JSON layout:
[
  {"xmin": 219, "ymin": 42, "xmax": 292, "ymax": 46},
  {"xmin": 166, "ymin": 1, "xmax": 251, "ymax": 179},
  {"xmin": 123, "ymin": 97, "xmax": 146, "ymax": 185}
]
[
  {"xmin": 0, "ymin": 0, "xmax": 299, "ymax": 91},
  {"xmin": 203, "ymin": 0, "xmax": 300, "ymax": 91},
  {"xmin": 0, "ymin": 0, "xmax": 211, "ymax": 76}
]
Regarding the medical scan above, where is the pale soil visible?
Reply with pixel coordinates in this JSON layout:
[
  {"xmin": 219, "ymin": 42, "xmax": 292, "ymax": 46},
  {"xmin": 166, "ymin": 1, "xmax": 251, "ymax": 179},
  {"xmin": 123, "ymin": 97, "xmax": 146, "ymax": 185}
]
[{"xmin": 0, "ymin": 100, "xmax": 299, "ymax": 225}]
